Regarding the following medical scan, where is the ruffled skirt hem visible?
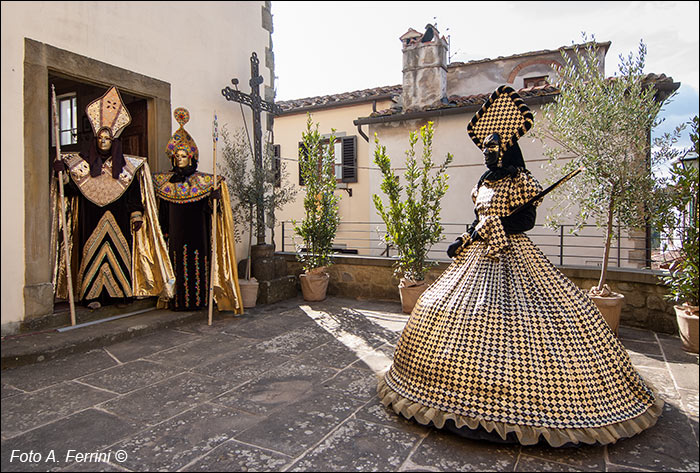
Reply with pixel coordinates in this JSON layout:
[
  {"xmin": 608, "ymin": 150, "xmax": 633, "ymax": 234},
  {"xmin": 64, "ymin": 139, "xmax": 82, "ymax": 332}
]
[{"xmin": 377, "ymin": 375, "xmax": 664, "ymax": 447}]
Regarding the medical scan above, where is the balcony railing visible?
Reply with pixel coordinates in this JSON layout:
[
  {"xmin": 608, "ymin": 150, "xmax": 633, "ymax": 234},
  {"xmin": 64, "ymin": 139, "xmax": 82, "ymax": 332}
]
[{"xmin": 278, "ymin": 220, "xmax": 677, "ymax": 271}]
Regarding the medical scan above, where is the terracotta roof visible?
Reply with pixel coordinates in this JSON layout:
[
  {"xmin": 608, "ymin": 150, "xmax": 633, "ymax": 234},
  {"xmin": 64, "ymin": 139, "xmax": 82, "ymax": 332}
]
[
  {"xmin": 364, "ymin": 73, "xmax": 678, "ymax": 119},
  {"xmin": 277, "ymin": 85, "xmax": 403, "ymax": 114}
]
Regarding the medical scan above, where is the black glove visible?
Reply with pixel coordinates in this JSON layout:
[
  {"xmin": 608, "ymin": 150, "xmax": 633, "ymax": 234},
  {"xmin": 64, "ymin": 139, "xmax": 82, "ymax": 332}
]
[
  {"xmin": 210, "ymin": 188, "xmax": 221, "ymax": 201},
  {"xmin": 132, "ymin": 220, "xmax": 143, "ymax": 232},
  {"xmin": 53, "ymin": 159, "xmax": 67, "ymax": 174},
  {"xmin": 447, "ymin": 237, "xmax": 464, "ymax": 258},
  {"xmin": 467, "ymin": 225, "xmax": 481, "ymax": 242}
]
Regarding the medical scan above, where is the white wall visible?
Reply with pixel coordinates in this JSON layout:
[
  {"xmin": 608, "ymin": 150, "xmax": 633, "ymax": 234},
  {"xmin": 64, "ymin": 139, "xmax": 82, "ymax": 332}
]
[{"xmin": 1, "ymin": 1, "xmax": 271, "ymax": 329}]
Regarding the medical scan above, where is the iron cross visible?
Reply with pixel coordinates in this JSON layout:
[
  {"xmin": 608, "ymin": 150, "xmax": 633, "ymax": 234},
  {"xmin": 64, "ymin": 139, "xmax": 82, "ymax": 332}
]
[{"xmin": 222, "ymin": 51, "xmax": 281, "ymax": 245}]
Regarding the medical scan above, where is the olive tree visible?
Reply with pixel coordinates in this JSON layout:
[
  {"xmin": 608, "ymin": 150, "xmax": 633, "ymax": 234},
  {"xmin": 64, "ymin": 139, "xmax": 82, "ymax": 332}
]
[{"xmin": 534, "ymin": 36, "xmax": 676, "ymax": 293}]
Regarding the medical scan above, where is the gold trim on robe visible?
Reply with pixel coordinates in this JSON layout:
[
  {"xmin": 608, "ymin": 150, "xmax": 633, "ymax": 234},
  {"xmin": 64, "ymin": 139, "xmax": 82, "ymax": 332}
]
[
  {"xmin": 64, "ymin": 153, "xmax": 144, "ymax": 207},
  {"xmin": 213, "ymin": 181, "xmax": 243, "ymax": 313},
  {"xmin": 77, "ymin": 211, "xmax": 132, "ymax": 299},
  {"xmin": 133, "ymin": 162, "xmax": 176, "ymax": 300},
  {"xmin": 52, "ymin": 159, "xmax": 175, "ymax": 303},
  {"xmin": 152, "ymin": 172, "xmax": 223, "ymax": 203}
]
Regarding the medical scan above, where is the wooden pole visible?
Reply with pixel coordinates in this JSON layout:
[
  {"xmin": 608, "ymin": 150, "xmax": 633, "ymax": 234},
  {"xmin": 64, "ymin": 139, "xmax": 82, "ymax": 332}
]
[
  {"xmin": 51, "ymin": 85, "xmax": 76, "ymax": 326},
  {"xmin": 208, "ymin": 112, "xmax": 219, "ymax": 325}
]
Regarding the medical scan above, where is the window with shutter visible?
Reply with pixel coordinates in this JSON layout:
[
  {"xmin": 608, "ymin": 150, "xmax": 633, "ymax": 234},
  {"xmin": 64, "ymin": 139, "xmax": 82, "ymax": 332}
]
[
  {"xmin": 273, "ymin": 144, "xmax": 281, "ymax": 187},
  {"xmin": 298, "ymin": 141, "xmax": 306, "ymax": 186},
  {"xmin": 298, "ymin": 135, "xmax": 357, "ymax": 185},
  {"xmin": 341, "ymin": 136, "xmax": 357, "ymax": 183}
]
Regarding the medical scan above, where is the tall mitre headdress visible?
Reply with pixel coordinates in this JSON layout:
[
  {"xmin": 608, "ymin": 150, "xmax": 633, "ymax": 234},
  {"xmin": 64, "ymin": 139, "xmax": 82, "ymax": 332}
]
[
  {"xmin": 166, "ymin": 107, "xmax": 199, "ymax": 162},
  {"xmin": 85, "ymin": 86, "xmax": 132, "ymax": 138},
  {"xmin": 466, "ymin": 85, "xmax": 534, "ymax": 153}
]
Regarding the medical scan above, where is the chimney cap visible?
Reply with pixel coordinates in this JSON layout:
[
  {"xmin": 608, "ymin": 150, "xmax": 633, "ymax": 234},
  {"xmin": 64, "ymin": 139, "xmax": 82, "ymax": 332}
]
[{"xmin": 400, "ymin": 28, "xmax": 422, "ymax": 40}]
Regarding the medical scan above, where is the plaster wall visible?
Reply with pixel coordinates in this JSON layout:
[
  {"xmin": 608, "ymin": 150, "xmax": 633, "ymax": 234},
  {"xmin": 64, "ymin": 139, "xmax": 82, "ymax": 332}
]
[
  {"xmin": 446, "ymin": 47, "xmax": 607, "ymax": 97},
  {"xmin": 273, "ymin": 100, "xmax": 393, "ymax": 253},
  {"xmin": 1, "ymin": 1, "xmax": 273, "ymax": 331}
]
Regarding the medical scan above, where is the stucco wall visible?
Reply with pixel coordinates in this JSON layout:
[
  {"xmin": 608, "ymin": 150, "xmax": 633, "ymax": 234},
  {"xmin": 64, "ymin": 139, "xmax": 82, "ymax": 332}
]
[
  {"xmin": 1, "ymin": 1, "xmax": 273, "ymax": 332},
  {"xmin": 446, "ymin": 46, "xmax": 607, "ymax": 97},
  {"xmin": 273, "ymin": 100, "xmax": 393, "ymax": 253}
]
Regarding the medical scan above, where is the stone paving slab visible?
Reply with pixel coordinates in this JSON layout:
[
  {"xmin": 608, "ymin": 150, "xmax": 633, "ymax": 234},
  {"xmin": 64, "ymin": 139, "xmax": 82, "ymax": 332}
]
[
  {"xmin": 103, "ymin": 328, "xmax": 201, "ymax": 363},
  {"xmin": 99, "ymin": 372, "xmax": 237, "ymax": 427},
  {"xmin": 77, "ymin": 360, "xmax": 185, "ymax": 395},
  {"xmin": 288, "ymin": 417, "xmax": 424, "ymax": 472},
  {"xmin": 1, "ymin": 381, "xmax": 118, "ymax": 439},
  {"xmin": 108, "ymin": 402, "xmax": 261, "ymax": 472},
  {"xmin": 1, "ymin": 349, "xmax": 118, "ymax": 392},
  {"xmin": 1, "ymin": 296, "xmax": 698, "ymax": 472},
  {"xmin": 2, "ymin": 408, "xmax": 140, "ymax": 471}
]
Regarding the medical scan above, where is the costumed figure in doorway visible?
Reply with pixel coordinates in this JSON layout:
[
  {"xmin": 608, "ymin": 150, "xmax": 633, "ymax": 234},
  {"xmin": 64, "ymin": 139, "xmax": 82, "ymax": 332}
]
[
  {"xmin": 152, "ymin": 108, "xmax": 242, "ymax": 313},
  {"xmin": 52, "ymin": 86, "xmax": 174, "ymax": 309},
  {"xmin": 377, "ymin": 85, "xmax": 663, "ymax": 447}
]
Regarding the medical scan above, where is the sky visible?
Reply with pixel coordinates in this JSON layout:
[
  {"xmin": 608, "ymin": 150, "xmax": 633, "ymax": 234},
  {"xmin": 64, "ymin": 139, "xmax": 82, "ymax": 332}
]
[{"xmin": 271, "ymin": 1, "xmax": 699, "ymax": 149}]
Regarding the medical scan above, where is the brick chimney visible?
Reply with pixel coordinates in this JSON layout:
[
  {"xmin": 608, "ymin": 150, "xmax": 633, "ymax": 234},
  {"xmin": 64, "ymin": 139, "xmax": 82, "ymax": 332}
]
[{"xmin": 400, "ymin": 24, "xmax": 448, "ymax": 112}]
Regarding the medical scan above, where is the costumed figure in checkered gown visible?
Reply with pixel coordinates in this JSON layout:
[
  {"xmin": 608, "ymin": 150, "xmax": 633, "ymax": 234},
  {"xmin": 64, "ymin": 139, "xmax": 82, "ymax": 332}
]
[
  {"xmin": 152, "ymin": 108, "xmax": 243, "ymax": 313},
  {"xmin": 377, "ymin": 86, "xmax": 663, "ymax": 447},
  {"xmin": 52, "ymin": 86, "xmax": 174, "ymax": 309}
]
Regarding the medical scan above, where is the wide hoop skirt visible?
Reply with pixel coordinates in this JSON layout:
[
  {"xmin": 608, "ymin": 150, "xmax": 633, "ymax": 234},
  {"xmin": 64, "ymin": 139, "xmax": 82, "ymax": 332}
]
[{"xmin": 379, "ymin": 234, "xmax": 663, "ymax": 447}]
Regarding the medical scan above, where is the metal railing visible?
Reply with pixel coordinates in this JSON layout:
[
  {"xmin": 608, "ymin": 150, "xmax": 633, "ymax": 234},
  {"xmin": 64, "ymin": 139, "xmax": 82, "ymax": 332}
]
[{"xmin": 279, "ymin": 220, "xmax": 673, "ymax": 270}]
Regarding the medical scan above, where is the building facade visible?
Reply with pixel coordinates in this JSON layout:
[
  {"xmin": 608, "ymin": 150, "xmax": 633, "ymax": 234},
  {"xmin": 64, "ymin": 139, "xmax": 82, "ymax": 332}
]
[
  {"xmin": 1, "ymin": 1, "xmax": 276, "ymax": 334},
  {"xmin": 275, "ymin": 25, "xmax": 679, "ymax": 270}
]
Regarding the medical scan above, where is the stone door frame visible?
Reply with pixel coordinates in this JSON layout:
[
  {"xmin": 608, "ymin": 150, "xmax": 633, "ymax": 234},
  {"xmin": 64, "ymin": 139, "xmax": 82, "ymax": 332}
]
[{"xmin": 22, "ymin": 38, "xmax": 172, "ymax": 322}]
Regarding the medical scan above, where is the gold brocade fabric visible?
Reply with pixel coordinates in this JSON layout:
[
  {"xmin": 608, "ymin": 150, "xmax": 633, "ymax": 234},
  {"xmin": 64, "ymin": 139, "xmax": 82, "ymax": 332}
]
[
  {"xmin": 52, "ymin": 176, "xmax": 79, "ymax": 301},
  {"xmin": 64, "ymin": 153, "xmax": 142, "ymax": 207},
  {"xmin": 132, "ymin": 162, "xmax": 175, "ymax": 300},
  {"xmin": 212, "ymin": 181, "xmax": 243, "ymax": 313},
  {"xmin": 52, "ymin": 161, "xmax": 174, "ymax": 302},
  {"xmin": 380, "ymin": 171, "xmax": 662, "ymax": 446}
]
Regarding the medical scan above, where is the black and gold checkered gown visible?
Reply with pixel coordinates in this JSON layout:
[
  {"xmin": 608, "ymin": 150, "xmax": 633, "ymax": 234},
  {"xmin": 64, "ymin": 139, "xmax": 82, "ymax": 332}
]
[{"xmin": 379, "ymin": 169, "xmax": 663, "ymax": 447}]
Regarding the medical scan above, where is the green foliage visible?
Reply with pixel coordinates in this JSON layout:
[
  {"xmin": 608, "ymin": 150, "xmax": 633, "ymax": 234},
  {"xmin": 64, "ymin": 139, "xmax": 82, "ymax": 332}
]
[
  {"xmin": 218, "ymin": 127, "xmax": 297, "ymax": 244},
  {"xmin": 533, "ymin": 34, "xmax": 676, "ymax": 289},
  {"xmin": 653, "ymin": 116, "xmax": 699, "ymax": 307},
  {"xmin": 293, "ymin": 114, "xmax": 341, "ymax": 272},
  {"xmin": 372, "ymin": 122, "xmax": 453, "ymax": 281}
]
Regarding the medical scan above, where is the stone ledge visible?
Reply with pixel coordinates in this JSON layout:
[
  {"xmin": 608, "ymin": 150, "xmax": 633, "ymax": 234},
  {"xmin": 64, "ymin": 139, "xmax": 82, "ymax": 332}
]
[{"xmin": 1, "ymin": 309, "xmax": 206, "ymax": 370}]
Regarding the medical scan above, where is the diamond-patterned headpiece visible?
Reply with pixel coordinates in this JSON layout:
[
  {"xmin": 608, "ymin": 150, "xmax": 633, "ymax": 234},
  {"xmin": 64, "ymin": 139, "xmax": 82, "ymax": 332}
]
[
  {"xmin": 467, "ymin": 85, "xmax": 534, "ymax": 152},
  {"xmin": 166, "ymin": 107, "xmax": 199, "ymax": 162},
  {"xmin": 85, "ymin": 86, "xmax": 132, "ymax": 138}
]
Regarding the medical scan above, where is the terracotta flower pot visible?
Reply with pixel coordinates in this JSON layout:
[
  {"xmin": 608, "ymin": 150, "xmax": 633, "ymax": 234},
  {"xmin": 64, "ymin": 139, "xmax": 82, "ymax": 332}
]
[
  {"xmin": 589, "ymin": 291, "xmax": 625, "ymax": 336},
  {"xmin": 300, "ymin": 269, "xmax": 330, "ymax": 302},
  {"xmin": 675, "ymin": 304, "xmax": 699, "ymax": 353},
  {"xmin": 399, "ymin": 278, "xmax": 428, "ymax": 314},
  {"xmin": 238, "ymin": 278, "xmax": 259, "ymax": 308}
]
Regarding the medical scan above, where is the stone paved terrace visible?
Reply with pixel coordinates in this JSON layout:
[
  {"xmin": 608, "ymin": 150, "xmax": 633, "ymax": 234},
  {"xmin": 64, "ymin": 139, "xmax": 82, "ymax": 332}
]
[{"xmin": 1, "ymin": 296, "xmax": 698, "ymax": 472}]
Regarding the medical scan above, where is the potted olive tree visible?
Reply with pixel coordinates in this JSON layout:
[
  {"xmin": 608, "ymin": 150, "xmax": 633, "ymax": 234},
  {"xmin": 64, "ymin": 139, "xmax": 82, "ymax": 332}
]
[
  {"xmin": 293, "ymin": 114, "xmax": 340, "ymax": 301},
  {"xmin": 219, "ymin": 127, "xmax": 297, "ymax": 307},
  {"xmin": 373, "ymin": 121, "xmax": 453, "ymax": 313},
  {"xmin": 535, "ymin": 36, "xmax": 677, "ymax": 334},
  {"xmin": 653, "ymin": 117, "xmax": 699, "ymax": 352}
]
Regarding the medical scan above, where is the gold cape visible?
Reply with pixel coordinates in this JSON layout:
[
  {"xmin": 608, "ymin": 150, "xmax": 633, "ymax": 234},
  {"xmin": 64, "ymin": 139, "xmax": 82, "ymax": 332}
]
[
  {"xmin": 152, "ymin": 175, "xmax": 243, "ymax": 314},
  {"xmin": 52, "ymin": 156, "xmax": 175, "ymax": 302}
]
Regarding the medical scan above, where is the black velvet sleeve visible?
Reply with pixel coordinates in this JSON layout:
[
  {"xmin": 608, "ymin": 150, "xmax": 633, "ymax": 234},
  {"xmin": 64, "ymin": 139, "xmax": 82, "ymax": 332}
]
[
  {"xmin": 500, "ymin": 204, "xmax": 536, "ymax": 234},
  {"xmin": 126, "ymin": 176, "xmax": 144, "ymax": 215},
  {"xmin": 158, "ymin": 199, "xmax": 169, "ymax": 237},
  {"xmin": 62, "ymin": 175, "xmax": 79, "ymax": 198}
]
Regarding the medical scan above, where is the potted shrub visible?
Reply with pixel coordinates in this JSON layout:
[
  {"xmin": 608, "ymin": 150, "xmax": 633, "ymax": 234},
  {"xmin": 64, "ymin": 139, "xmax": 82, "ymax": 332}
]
[
  {"xmin": 293, "ymin": 114, "xmax": 341, "ymax": 301},
  {"xmin": 219, "ymin": 127, "xmax": 297, "ymax": 307},
  {"xmin": 653, "ymin": 116, "xmax": 699, "ymax": 352},
  {"xmin": 373, "ymin": 121, "xmax": 453, "ymax": 313},
  {"xmin": 535, "ymin": 36, "xmax": 678, "ymax": 334}
]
